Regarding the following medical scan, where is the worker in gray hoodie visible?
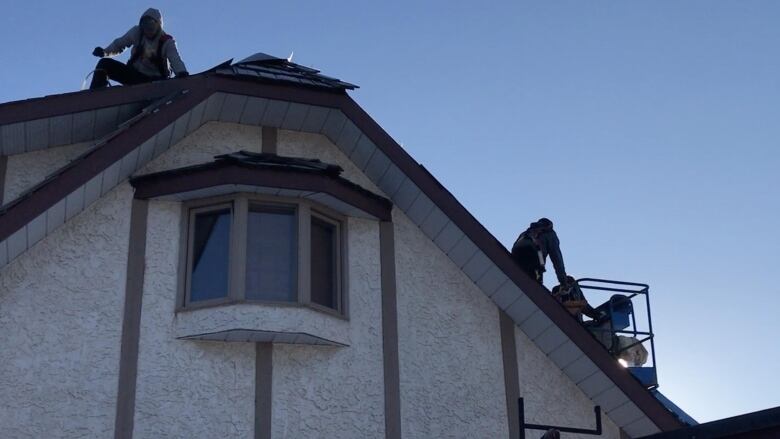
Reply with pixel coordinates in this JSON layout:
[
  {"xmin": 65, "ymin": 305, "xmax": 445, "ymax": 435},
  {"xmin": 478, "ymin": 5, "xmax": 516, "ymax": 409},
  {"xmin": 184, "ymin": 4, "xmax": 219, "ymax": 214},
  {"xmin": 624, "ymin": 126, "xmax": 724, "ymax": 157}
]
[{"xmin": 89, "ymin": 8, "xmax": 188, "ymax": 89}]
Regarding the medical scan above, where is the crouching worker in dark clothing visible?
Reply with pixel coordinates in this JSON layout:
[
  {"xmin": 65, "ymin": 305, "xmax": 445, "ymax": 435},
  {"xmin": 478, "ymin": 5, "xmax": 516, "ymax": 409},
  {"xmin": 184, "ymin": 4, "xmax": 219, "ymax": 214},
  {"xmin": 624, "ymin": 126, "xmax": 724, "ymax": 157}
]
[
  {"xmin": 511, "ymin": 218, "xmax": 568, "ymax": 286},
  {"xmin": 552, "ymin": 275, "xmax": 604, "ymax": 321},
  {"xmin": 89, "ymin": 8, "xmax": 188, "ymax": 90}
]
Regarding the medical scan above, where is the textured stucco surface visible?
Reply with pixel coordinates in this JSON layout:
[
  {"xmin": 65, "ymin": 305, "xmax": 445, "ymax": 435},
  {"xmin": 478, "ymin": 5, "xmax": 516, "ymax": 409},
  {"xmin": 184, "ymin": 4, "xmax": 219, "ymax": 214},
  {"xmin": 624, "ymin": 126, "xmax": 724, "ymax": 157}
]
[
  {"xmin": 175, "ymin": 302, "xmax": 351, "ymax": 346},
  {"xmin": 3, "ymin": 142, "xmax": 92, "ymax": 204},
  {"xmin": 278, "ymin": 130, "xmax": 385, "ymax": 197},
  {"xmin": 0, "ymin": 183, "xmax": 132, "ymax": 438},
  {"xmin": 133, "ymin": 199, "xmax": 256, "ymax": 438},
  {"xmin": 516, "ymin": 327, "xmax": 623, "ymax": 439},
  {"xmin": 393, "ymin": 209, "xmax": 510, "ymax": 439},
  {"xmin": 271, "ymin": 217, "xmax": 386, "ymax": 439},
  {"xmin": 137, "ymin": 121, "xmax": 263, "ymax": 175}
]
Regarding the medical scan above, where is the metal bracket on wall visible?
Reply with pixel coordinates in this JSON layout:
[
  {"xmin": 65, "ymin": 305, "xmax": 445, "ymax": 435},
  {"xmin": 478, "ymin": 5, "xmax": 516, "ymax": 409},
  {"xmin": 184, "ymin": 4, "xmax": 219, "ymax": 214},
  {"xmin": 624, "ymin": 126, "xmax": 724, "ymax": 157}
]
[{"xmin": 519, "ymin": 397, "xmax": 602, "ymax": 438}]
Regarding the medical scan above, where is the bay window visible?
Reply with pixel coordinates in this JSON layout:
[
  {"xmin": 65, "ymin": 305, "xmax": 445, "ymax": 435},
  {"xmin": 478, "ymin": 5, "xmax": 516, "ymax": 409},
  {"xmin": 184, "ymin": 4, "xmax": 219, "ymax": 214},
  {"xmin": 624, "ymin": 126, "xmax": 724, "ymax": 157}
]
[{"xmin": 180, "ymin": 194, "xmax": 345, "ymax": 315}]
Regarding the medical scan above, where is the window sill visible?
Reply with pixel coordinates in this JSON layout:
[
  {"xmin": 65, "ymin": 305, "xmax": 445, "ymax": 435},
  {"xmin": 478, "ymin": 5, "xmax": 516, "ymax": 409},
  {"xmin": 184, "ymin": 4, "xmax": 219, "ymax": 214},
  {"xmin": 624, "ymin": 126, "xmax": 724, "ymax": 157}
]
[
  {"xmin": 176, "ymin": 298, "xmax": 348, "ymax": 321},
  {"xmin": 173, "ymin": 301, "xmax": 350, "ymax": 347}
]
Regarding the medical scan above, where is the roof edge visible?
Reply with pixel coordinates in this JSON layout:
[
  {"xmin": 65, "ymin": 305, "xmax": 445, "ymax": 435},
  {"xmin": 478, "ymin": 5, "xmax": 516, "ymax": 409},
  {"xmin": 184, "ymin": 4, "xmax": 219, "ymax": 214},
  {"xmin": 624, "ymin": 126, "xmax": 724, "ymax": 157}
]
[
  {"xmin": 129, "ymin": 160, "xmax": 392, "ymax": 220},
  {"xmin": 0, "ymin": 78, "xmax": 193, "ymax": 126}
]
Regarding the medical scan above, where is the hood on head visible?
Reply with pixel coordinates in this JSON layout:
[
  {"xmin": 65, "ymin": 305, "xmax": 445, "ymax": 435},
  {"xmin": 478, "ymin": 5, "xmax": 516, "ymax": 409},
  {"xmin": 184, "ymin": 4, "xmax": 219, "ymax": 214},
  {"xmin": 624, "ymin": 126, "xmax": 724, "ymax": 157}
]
[
  {"xmin": 140, "ymin": 8, "xmax": 163, "ymax": 28},
  {"xmin": 528, "ymin": 217, "xmax": 553, "ymax": 231}
]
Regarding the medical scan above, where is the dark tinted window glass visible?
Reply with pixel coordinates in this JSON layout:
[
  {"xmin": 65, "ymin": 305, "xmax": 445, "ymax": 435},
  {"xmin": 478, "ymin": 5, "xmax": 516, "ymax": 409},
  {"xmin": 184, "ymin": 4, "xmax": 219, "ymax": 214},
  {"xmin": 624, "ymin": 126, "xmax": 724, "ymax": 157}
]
[
  {"xmin": 246, "ymin": 206, "xmax": 297, "ymax": 301},
  {"xmin": 310, "ymin": 217, "xmax": 337, "ymax": 309},
  {"xmin": 190, "ymin": 209, "xmax": 231, "ymax": 302}
]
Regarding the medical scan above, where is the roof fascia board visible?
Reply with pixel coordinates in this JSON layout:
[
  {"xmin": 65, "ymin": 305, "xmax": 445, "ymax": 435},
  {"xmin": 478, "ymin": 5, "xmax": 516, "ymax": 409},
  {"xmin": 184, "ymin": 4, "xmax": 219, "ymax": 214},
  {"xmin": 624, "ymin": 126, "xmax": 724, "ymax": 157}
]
[
  {"xmin": 0, "ymin": 77, "xmax": 192, "ymax": 126},
  {"xmin": 0, "ymin": 82, "xmax": 211, "ymax": 244},
  {"xmin": 0, "ymin": 73, "xmax": 344, "ymax": 128},
  {"xmin": 129, "ymin": 163, "xmax": 392, "ymax": 221}
]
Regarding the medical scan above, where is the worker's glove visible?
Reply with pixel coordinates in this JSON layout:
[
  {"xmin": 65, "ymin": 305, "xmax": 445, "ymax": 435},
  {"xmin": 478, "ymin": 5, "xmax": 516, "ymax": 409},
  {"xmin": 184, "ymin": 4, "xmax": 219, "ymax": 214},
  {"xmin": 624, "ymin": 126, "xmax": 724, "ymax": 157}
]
[
  {"xmin": 176, "ymin": 71, "xmax": 189, "ymax": 78},
  {"xmin": 92, "ymin": 47, "xmax": 105, "ymax": 58}
]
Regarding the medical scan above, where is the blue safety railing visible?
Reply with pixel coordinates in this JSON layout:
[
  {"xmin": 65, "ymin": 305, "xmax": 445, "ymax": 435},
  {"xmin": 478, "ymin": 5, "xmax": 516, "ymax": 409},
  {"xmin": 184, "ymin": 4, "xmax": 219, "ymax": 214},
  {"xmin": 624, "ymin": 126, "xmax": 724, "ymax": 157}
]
[{"xmin": 576, "ymin": 278, "xmax": 658, "ymax": 389}]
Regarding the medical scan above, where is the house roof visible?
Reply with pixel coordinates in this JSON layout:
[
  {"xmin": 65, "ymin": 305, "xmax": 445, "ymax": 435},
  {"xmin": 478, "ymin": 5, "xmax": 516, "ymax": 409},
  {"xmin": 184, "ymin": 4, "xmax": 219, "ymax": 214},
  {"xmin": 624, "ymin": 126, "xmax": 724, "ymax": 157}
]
[
  {"xmin": 0, "ymin": 56, "xmax": 685, "ymax": 437},
  {"xmin": 216, "ymin": 52, "xmax": 358, "ymax": 90},
  {"xmin": 639, "ymin": 405, "xmax": 780, "ymax": 439}
]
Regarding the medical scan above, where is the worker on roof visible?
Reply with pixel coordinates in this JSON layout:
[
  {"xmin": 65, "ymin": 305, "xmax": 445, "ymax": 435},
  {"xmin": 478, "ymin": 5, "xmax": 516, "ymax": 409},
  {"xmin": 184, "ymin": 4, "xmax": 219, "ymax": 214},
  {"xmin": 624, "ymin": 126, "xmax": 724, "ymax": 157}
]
[
  {"xmin": 511, "ymin": 218, "xmax": 568, "ymax": 285},
  {"xmin": 89, "ymin": 8, "xmax": 188, "ymax": 90}
]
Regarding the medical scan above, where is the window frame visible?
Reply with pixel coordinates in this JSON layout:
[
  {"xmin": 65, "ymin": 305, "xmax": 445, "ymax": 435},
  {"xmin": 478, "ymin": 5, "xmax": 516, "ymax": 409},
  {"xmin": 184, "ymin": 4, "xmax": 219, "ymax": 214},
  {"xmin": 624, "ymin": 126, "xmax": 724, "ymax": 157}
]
[
  {"xmin": 183, "ymin": 201, "xmax": 235, "ymax": 308},
  {"xmin": 307, "ymin": 209, "xmax": 344, "ymax": 314},
  {"xmin": 243, "ymin": 201, "xmax": 300, "ymax": 304},
  {"xmin": 177, "ymin": 193, "xmax": 348, "ymax": 318}
]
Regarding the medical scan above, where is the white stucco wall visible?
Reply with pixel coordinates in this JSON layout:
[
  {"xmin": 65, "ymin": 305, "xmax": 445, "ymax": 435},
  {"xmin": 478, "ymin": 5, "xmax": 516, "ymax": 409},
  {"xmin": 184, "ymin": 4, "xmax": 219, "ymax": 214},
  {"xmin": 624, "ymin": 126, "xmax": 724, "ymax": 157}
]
[
  {"xmin": 137, "ymin": 121, "xmax": 263, "ymax": 175},
  {"xmin": 277, "ymin": 130, "xmax": 385, "ymax": 197},
  {"xmin": 3, "ymin": 142, "xmax": 92, "ymax": 204},
  {"xmin": 393, "ymin": 209, "xmax": 510, "ymax": 438},
  {"xmin": 0, "ymin": 183, "xmax": 132, "ymax": 438},
  {"xmin": 516, "ymin": 327, "xmax": 623, "ymax": 439},
  {"xmin": 271, "ymin": 216, "xmax": 386, "ymax": 439},
  {"xmin": 133, "ymin": 199, "xmax": 256, "ymax": 438}
]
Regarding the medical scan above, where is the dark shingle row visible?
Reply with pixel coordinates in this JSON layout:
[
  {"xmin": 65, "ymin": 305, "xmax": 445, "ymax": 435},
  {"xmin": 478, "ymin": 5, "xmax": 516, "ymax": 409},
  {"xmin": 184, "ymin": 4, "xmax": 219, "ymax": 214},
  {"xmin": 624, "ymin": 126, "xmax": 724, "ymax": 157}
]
[{"xmin": 215, "ymin": 52, "xmax": 358, "ymax": 91}]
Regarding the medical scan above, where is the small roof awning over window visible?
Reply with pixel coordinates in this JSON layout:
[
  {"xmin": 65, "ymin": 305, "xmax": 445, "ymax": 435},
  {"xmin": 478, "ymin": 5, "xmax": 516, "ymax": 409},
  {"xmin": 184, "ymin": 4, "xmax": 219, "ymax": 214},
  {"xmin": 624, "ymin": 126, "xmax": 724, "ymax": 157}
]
[
  {"xmin": 178, "ymin": 329, "xmax": 347, "ymax": 347},
  {"xmin": 129, "ymin": 151, "xmax": 392, "ymax": 221}
]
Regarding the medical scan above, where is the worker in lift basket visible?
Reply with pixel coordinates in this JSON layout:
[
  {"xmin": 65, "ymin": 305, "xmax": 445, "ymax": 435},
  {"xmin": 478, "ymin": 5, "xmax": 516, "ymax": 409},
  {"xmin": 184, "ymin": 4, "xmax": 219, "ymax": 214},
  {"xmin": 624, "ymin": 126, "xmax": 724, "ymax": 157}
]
[
  {"xmin": 511, "ymin": 218, "xmax": 568, "ymax": 286},
  {"xmin": 89, "ymin": 8, "xmax": 189, "ymax": 90}
]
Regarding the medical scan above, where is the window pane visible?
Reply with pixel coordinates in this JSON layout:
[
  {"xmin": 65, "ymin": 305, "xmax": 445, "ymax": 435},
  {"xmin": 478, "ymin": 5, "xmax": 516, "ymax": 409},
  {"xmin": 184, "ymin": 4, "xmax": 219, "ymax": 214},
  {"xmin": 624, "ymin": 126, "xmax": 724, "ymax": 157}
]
[
  {"xmin": 246, "ymin": 206, "xmax": 297, "ymax": 301},
  {"xmin": 190, "ymin": 208, "xmax": 231, "ymax": 302},
  {"xmin": 310, "ymin": 217, "xmax": 337, "ymax": 309}
]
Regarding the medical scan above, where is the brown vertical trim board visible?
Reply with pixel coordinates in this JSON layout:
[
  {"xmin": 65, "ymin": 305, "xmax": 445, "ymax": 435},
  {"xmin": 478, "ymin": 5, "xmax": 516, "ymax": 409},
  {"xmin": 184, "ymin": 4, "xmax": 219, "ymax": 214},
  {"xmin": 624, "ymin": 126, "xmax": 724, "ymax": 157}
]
[
  {"xmin": 499, "ymin": 310, "xmax": 520, "ymax": 439},
  {"xmin": 380, "ymin": 220, "xmax": 402, "ymax": 439},
  {"xmin": 261, "ymin": 127, "xmax": 278, "ymax": 154},
  {"xmin": 0, "ymin": 155, "xmax": 7, "ymax": 205},
  {"xmin": 255, "ymin": 343, "xmax": 273, "ymax": 439},
  {"xmin": 114, "ymin": 198, "xmax": 149, "ymax": 439}
]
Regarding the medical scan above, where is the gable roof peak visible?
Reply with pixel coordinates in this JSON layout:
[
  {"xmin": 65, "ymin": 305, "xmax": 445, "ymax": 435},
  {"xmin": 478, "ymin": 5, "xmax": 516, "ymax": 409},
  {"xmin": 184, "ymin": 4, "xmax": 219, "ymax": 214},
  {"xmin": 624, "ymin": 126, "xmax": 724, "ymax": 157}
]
[{"xmin": 221, "ymin": 52, "xmax": 358, "ymax": 91}]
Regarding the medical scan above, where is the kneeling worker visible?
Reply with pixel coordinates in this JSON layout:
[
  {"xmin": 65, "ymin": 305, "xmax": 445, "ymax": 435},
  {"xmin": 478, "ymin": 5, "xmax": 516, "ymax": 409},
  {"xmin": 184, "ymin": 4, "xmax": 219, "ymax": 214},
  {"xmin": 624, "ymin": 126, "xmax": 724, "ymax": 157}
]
[
  {"xmin": 89, "ymin": 8, "xmax": 188, "ymax": 89},
  {"xmin": 511, "ymin": 218, "xmax": 568, "ymax": 286}
]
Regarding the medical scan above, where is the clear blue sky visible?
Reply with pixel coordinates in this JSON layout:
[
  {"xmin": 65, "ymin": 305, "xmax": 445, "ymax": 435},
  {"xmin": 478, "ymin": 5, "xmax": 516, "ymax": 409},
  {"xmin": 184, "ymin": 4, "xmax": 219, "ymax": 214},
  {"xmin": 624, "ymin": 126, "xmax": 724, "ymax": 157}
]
[{"xmin": 2, "ymin": 0, "xmax": 778, "ymax": 424}]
